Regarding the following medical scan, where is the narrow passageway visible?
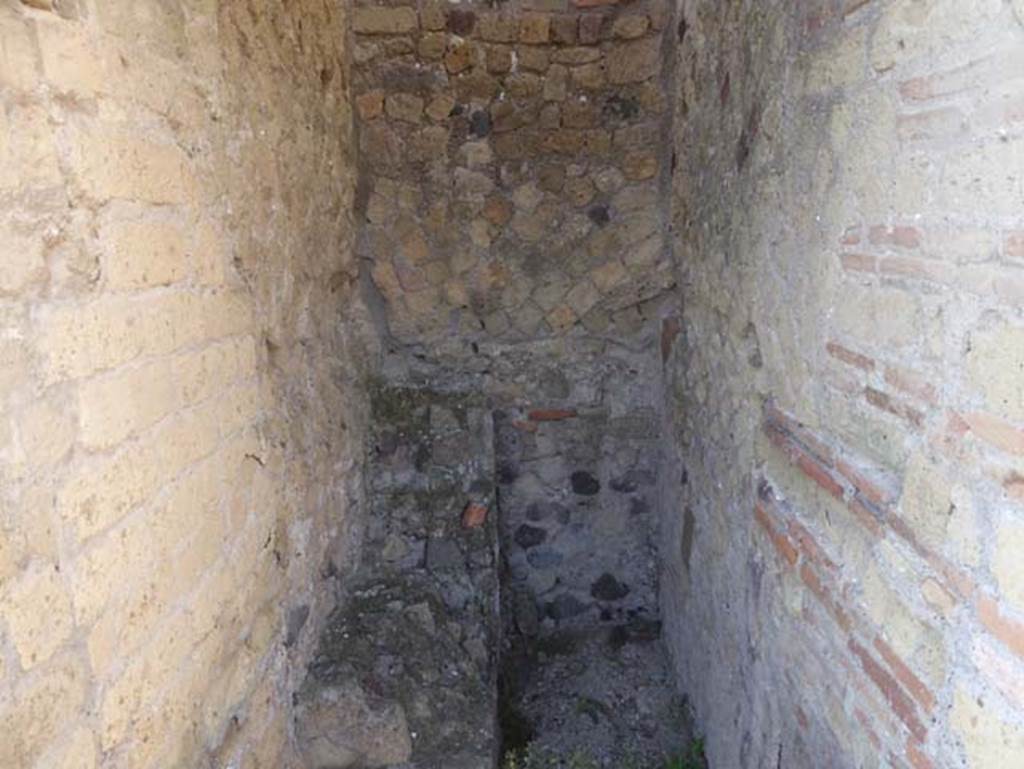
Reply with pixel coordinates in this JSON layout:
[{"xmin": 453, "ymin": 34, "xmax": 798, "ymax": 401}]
[
  {"xmin": 296, "ymin": 358, "xmax": 697, "ymax": 769},
  {"xmin": 301, "ymin": 0, "xmax": 697, "ymax": 760},
  {"xmin": 4, "ymin": 1, "xmax": 1023, "ymax": 767}
]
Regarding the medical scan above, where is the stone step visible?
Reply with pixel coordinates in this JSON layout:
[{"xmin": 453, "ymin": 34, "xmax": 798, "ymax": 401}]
[{"xmin": 295, "ymin": 384, "xmax": 500, "ymax": 769}]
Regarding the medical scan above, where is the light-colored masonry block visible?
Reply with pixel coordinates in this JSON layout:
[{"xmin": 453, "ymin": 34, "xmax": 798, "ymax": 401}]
[{"xmin": 0, "ymin": 1, "xmax": 369, "ymax": 768}]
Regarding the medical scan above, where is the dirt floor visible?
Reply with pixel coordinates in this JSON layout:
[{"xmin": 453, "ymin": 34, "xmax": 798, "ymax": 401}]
[{"xmin": 499, "ymin": 620, "xmax": 706, "ymax": 769}]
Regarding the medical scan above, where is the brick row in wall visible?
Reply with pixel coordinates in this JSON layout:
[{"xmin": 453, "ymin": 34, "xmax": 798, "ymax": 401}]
[
  {"xmin": 760, "ymin": 402, "xmax": 1024, "ymax": 768},
  {"xmin": 666, "ymin": 0, "xmax": 1024, "ymax": 767}
]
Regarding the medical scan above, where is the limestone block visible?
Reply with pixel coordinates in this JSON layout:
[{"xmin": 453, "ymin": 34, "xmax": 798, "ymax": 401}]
[
  {"xmin": 993, "ymin": 514, "xmax": 1024, "ymax": 613},
  {"xmin": 606, "ymin": 38, "xmax": 660, "ymax": 84},
  {"xmin": 1, "ymin": 559, "xmax": 74, "ymax": 668},
  {"xmin": 0, "ymin": 657, "xmax": 87, "ymax": 767},
  {"xmin": 966, "ymin": 323, "xmax": 1024, "ymax": 423},
  {"xmin": 951, "ymin": 687, "xmax": 1024, "ymax": 767},
  {"xmin": 519, "ymin": 13, "xmax": 551, "ymax": 44},
  {"xmin": 353, "ymin": 7, "xmax": 418, "ymax": 35},
  {"xmin": 612, "ymin": 14, "xmax": 649, "ymax": 39}
]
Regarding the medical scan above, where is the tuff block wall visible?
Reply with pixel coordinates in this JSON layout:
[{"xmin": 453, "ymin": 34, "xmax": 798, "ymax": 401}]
[
  {"xmin": 0, "ymin": 2, "xmax": 373, "ymax": 768},
  {"xmin": 352, "ymin": 0, "xmax": 675, "ymax": 356},
  {"xmin": 663, "ymin": 1, "xmax": 1024, "ymax": 767}
]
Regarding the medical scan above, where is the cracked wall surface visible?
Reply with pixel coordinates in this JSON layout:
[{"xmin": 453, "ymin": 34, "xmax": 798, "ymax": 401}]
[
  {"xmin": 0, "ymin": 1, "xmax": 376, "ymax": 767},
  {"xmin": 662, "ymin": 1, "xmax": 1024, "ymax": 767}
]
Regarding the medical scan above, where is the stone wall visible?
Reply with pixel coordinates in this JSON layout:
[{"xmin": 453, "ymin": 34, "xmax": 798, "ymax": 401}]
[
  {"xmin": 0, "ymin": 2, "xmax": 373, "ymax": 768},
  {"xmin": 491, "ymin": 339, "xmax": 668, "ymax": 759},
  {"xmin": 662, "ymin": 1, "xmax": 1024, "ymax": 767},
  {"xmin": 493, "ymin": 345, "xmax": 662, "ymax": 637},
  {"xmin": 297, "ymin": 383, "xmax": 499, "ymax": 769},
  {"xmin": 352, "ymin": 0, "xmax": 675, "ymax": 358}
]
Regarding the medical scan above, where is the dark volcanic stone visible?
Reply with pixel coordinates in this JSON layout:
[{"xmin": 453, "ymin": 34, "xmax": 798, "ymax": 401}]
[
  {"xmin": 552, "ymin": 503, "xmax": 571, "ymax": 523},
  {"xmin": 285, "ymin": 604, "xmax": 310, "ymax": 647},
  {"xmin": 469, "ymin": 477, "xmax": 493, "ymax": 495},
  {"xmin": 610, "ymin": 475, "xmax": 638, "ymax": 493},
  {"xmin": 469, "ymin": 110, "xmax": 492, "ymax": 138},
  {"xmin": 513, "ymin": 591, "xmax": 540, "ymax": 637},
  {"xmin": 377, "ymin": 430, "xmax": 399, "ymax": 457},
  {"xmin": 546, "ymin": 594, "xmax": 589, "ymax": 621},
  {"xmin": 526, "ymin": 501, "xmax": 570, "ymax": 523},
  {"xmin": 514, "ymin": 524, "xmax": 547, "ymax": 549},
  {"xmin": 587, "ymin": 205, "xmax": 610, "ymax": 226},
  {"xmin": 590, "ymin": 573, "xmax": 630, "ymax": 601},
  {"xmin": 570, "ymin": 471, "xmax": 600, "ymax": 496},
  {"xmin": 604, "ymin": 94, "xmax": 640, "ymax": 120},
  {"xmin": 414, "ymin": 443, "xmax": 430, "ymax": 471},
  {"xmin": 526, "ymin": 548, "xmax": 563, "ymax": 569},
  {"xmin": 497, "ymin": 461, "xmax": 518, "ymax": 484},
  {"xmin": 525, "ymin": 502, "xmax": 546, "ymax": 521},
  {"xmin": 608, "ymin": 618, "xmax": 662, "ymax": 650},
  {"xmin": 426, "ymin": 538, "xmax": 464, "ymax": 571}
]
